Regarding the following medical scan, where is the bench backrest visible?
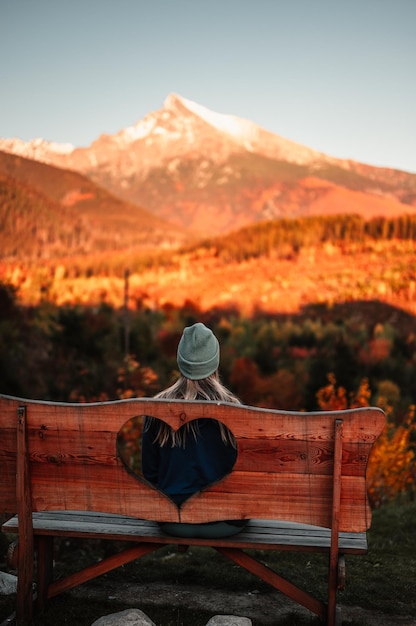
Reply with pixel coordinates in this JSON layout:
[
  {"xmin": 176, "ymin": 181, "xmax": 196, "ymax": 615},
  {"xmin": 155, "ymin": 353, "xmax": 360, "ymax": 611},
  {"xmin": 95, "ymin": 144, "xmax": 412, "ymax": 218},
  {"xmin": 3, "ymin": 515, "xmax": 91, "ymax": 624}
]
[{"xmin": 0, "ymin": 394, "xmax": 385, "ymax": 532}]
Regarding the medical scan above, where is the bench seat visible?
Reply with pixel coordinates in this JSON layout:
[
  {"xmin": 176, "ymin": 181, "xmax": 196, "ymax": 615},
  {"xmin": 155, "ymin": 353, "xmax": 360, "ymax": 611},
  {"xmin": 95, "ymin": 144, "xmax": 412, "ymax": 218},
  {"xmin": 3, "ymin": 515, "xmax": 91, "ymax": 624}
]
[{"xmin": 3, "ymin": 510, "xmax": 368, "ymax": 553}]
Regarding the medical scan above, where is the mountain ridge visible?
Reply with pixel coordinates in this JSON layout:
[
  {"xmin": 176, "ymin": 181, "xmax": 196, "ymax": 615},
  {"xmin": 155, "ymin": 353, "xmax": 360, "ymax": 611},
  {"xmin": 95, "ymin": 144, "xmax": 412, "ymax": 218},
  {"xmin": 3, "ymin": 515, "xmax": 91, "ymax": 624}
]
[{"xmin": 1, "ymin": 94, "xmax": 416, "ymax": 235}]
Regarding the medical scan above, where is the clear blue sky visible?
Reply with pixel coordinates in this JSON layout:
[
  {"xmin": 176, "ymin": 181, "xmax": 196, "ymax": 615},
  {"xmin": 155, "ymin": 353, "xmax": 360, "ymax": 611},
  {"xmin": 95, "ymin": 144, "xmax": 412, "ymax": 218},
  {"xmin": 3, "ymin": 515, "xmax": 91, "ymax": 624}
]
[{"xmin": 1, "ymin": 0, "xmax": 415, "ymax": 172}]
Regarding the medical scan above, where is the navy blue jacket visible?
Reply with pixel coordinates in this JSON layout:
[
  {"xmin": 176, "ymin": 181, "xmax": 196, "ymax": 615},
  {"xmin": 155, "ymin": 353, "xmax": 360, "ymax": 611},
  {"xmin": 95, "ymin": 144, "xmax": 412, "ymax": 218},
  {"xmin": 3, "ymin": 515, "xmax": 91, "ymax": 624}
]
[{"xmin": 141, "ymin": 418, "xmax": 237, "ymax": 507}]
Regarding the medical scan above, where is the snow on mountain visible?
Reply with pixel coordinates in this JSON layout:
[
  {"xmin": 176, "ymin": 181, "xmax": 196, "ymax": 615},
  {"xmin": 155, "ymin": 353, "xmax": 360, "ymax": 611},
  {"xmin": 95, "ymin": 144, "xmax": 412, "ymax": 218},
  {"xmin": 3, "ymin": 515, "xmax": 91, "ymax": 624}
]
[
  {"xmin": 162, "ymin": 93, "xmax": 324, "ymax": 164},
  {"xmin": 167, "ymin": 94, "xmax": 258, "ymax": 141},
  {"xmin": 0, "ymin": 137, "xmax": 74, "ymax": 162},
  {"xmin": 117, "ymin": 116, "xmax": 158, "ymax": 143}
]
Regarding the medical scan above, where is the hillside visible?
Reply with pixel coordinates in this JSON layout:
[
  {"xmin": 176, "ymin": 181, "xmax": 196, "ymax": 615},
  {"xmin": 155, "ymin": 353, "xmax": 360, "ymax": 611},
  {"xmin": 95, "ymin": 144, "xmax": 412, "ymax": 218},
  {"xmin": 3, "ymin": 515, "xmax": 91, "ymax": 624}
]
[
  {"xmin": 1, "ymin": 94, "xmax": 415, "ymax": 236},
  {"xmin": 0, "ymin": 151, "xmax": 188, "ymax": 260},
  {"xmin": 2, "ymin": 215, "xmax": 415, "ymax": 322},
  {"xmin": 0, "ymin": 173, "xmax": 91, "ymax": 259},
  {"xmin": 122, "ymin": 157, "xmax": 416, "ymax": 233}
]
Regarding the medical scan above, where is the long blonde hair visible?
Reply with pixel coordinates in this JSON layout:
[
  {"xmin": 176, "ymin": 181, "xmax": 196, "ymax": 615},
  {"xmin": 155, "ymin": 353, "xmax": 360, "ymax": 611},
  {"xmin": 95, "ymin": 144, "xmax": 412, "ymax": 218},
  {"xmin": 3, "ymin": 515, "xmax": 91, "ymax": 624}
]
[{"xmin": 146, "ymin": 371, "xmax": 240, "ymax": 448}]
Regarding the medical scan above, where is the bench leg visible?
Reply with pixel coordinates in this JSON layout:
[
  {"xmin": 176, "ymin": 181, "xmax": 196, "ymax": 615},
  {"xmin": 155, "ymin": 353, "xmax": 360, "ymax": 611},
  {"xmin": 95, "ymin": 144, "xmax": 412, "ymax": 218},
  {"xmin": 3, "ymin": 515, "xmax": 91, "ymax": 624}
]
[
  {"xmin": 36, "ymin": 536, "xmax": 54, "ymax": 613},
  {"xmin": 328, "ymin": 555, "xmax": 346, "ymax": 625},
  {"xmin": 12, "ymin": 523, "xmax": 35, "ymax": 625},
  {"xmin": 337, "ymin": 555, "xmax": 346, "ymax": 591},
  {"xmin": 47, "ymin": 542, "xmax": 160, "ymax": 599},
  {"xmin": 16, "ymin": 547, "xmax": 34, "ymax": 626},
  {"xmin": 217, "ymin": 547, "xmax": 326, "ymax": 621}
]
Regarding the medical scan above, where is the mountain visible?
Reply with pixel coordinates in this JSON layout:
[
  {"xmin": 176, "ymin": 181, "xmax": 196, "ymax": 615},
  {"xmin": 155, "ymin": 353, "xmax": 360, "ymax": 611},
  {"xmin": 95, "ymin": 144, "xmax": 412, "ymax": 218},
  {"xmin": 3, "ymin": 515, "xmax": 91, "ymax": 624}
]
[
  {"xmin": 1, "ymin": 94, "xmax": 416, "ymax": 235},
  {"xmin": 0, "ymin": 151, "xmax": 188, "ymax": 260}
]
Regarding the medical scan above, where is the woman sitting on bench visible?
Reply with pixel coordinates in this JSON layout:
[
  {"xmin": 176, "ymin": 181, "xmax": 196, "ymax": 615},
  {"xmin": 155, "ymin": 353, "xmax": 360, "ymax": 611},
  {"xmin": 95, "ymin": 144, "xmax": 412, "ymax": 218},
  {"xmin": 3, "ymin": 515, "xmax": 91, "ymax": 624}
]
[{"xmin": 142, "ymin": 322, "xmax": 247, "ymax": 538}]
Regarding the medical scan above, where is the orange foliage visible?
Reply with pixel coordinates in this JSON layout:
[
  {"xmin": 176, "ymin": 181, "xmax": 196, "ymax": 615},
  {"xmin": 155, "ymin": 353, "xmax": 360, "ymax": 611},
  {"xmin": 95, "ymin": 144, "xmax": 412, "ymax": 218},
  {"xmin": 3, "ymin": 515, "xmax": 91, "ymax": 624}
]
[
  {"xmin": 367, "ymin": 406, "xmax": 416, "ymax": 508},
  {"xmin": 229, "ymin": 357, "xmax": 261, "ymax": 406},
  {"xmin": 315, "ymin": 373, "xmax": 349, "ymax": 411},
  {"xmin": 229, "ymin": 357, "xmax": 304, "ymax": 409},
  {"xmin": 116, "ymin": 354, "xmax": 159, "ymax": 400},
  {"xmin": 117, "ymin": 415, "xmax": 143, "ymax": 473},
  {"xmin": 359, "ymin": 337, "xmax": 392, "ymax": 365},
  {"xmin": 316, "ymin": 374, "xmax": 416, "ymax": 507}
]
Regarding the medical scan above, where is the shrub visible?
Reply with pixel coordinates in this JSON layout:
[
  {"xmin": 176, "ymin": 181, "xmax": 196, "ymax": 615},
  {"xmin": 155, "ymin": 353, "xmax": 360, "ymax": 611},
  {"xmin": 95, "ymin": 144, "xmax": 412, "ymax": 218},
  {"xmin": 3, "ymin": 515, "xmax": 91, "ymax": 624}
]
[{"xmin": 316, "ymin": 374, "xmax": 416, "ymax": 506}]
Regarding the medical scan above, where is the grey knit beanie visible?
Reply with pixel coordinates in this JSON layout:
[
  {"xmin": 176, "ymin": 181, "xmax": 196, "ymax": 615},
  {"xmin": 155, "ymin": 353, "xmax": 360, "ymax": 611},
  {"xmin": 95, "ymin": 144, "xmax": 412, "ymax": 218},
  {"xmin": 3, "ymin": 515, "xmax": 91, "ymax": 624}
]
[{"xmin": 177, "ymin": 323, "xmax": 220, "ymax": 380}]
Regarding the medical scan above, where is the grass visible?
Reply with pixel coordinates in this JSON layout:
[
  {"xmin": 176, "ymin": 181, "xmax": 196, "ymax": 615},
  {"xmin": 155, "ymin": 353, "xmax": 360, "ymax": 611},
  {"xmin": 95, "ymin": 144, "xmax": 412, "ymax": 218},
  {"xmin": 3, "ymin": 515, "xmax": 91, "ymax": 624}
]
[{"xmin": 1, "ymin": 500, "xmax": 416, "ymax": 625}]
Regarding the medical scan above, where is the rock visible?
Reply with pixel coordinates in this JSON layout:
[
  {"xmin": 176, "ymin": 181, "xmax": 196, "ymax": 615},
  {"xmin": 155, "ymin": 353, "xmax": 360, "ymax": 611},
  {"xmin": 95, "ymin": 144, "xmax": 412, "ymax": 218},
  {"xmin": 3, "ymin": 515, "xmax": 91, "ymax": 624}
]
[
  {"xmin": 91, "ymin": 608, "xmax": 156, "ymax": 626},
  {"xmin": 0, "ymin": 571, "xmax": 18, "ymax": 595},
  {"xmin": 90, "ymin": 607, "xmax": 253, "ymax": 626},
  {"xmin": 206, "ymin": 617, "xmax": 252, "ymax": 626}
]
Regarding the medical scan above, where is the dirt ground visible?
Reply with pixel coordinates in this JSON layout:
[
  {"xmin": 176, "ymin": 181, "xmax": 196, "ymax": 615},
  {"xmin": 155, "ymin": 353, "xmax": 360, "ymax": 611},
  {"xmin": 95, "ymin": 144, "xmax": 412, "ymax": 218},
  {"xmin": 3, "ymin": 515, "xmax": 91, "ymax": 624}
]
[{"xmin": 70, "ymin": 578, "xmax": 416, "ymax": 626}]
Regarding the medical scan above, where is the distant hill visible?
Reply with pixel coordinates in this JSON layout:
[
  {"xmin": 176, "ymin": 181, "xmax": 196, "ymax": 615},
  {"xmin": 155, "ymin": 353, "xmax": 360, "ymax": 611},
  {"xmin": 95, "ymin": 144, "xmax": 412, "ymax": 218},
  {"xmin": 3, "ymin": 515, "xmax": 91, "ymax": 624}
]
[
  {"xmin": 1, "ymin": 94, "xmax": 416, "ymax": 236},
  {"xmin": 0, "ymin": 151, "xmax": 188, "ymax": 260},
  {"xmin": 3, "ymin": 215, "xmax": 415, "ymax": 321}
]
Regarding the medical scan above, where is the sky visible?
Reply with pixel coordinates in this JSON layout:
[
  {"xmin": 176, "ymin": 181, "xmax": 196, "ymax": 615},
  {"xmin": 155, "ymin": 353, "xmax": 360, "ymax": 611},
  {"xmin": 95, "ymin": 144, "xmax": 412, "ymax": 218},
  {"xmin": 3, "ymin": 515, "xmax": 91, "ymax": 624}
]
[{"xmin": 1, "ymin": 0, "xmax": 415, "ymax": 173}]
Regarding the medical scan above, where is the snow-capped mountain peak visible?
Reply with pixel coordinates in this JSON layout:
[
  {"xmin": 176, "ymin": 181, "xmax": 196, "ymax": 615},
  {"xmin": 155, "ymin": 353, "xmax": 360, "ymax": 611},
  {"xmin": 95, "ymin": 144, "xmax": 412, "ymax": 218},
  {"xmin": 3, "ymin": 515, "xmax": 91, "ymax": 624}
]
[
  {"xmin": 164, "ymin": 93, "xmax": 258, "ymax": 142},
  {"xmin": 161, "ymin": 93, "xmax": 323, "ymax": 163}
]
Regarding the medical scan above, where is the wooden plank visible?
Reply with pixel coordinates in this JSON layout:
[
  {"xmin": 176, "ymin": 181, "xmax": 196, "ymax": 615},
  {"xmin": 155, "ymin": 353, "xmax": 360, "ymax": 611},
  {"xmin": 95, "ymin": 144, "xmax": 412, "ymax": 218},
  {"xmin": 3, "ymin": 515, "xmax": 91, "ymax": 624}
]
[
  {"xmin": 26, "ymin": 459, "xmax": 370, "ymax": 530},
  {"xmin": 0, "ymin": 446, "xmax": 17, "ymax": 514},
  {"xmin": 16, "ymin": 406, "xmax": 34, "ymax": 626},
  {"xmin": 235, "ymin": 438, "xmax": 372, "ymax": 476},
  {"xmin": 0, "ymin": 404, "xmax": 17, "ymax": 513},
  {"xmin": 27, "ymin": 461, "xmax": 370, "ymax": 530},
  {"xmin": 2, "ymin": 513, "xmax": 368, "ymax": 553},
  {"xmin": 26, "ymin": 425, "xmax": 373, "ymax": 480},
  {"xmin": 180, "ymin": 474, "xmax": 370, "ymax": 531},
  {"xmin": 1, "ymin": 394, "xmax": 385, "ymax": 444},
  {"xmin": 27, "ymin": 426, "xmax": 118, "ymax": 465},
  {"xmin": 328, "ymin": 419, "xmax": 343, "ymax": 626}
]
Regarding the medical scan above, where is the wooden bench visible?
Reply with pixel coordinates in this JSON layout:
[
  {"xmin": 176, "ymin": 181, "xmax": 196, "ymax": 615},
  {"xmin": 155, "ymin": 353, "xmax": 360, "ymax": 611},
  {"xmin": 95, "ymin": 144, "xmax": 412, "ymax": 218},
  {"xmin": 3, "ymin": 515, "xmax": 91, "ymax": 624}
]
[{"xmin": 0, "ymin": 393, "xmax": 385, "ymax": 625}]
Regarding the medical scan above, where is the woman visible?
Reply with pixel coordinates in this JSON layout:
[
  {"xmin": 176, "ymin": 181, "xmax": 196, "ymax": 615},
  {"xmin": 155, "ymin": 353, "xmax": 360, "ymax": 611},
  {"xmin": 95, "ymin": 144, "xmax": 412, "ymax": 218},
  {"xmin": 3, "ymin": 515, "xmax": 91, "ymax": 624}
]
[{"xmin": 142, "ymin": 322, "xmax": 246, "ymax": 538}]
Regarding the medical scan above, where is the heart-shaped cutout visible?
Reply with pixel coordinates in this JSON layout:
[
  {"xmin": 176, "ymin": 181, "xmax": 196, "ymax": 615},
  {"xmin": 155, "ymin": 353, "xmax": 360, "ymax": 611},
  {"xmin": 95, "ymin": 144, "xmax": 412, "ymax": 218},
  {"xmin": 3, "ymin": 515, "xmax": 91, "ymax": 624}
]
[{"xmin": 117, "ymin": 415, "xmax": 237, "ymax": 507}]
